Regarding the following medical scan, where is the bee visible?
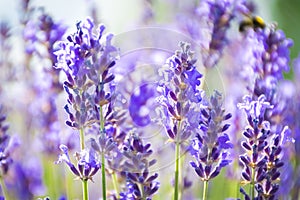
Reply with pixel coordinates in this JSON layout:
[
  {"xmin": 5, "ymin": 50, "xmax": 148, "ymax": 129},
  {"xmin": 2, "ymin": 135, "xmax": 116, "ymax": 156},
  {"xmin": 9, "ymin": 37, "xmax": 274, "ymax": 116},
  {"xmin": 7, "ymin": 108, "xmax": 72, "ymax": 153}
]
[{"xmin": 239, "ymin": 15, "xmax": 266, "ymax": 32}]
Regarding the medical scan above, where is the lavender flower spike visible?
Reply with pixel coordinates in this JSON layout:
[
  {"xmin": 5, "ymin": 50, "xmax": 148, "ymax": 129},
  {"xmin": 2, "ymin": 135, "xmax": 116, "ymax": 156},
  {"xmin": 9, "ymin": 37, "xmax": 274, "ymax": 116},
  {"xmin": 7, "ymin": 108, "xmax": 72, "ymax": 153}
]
[
  {"xmin": 189, "ymin": 90, "xmax": 233, "ymax": 182},
  {"xmin": 157, "ymin": 41, "xmax": 203, "ymax": 142},
  {"xmin": 120, "ymin": 135, "xmax": 159, "ymax": 200},
  {"xmin": 54, "ymin": 17, "xmax": 118, "ymax": 130},
  {"xmin": 238, "ymin": 94, "xmax": 289, "ymax": 199},
  {"xmin": 157, "ymin": 41, "xmax": 203, "ymax": 200}
]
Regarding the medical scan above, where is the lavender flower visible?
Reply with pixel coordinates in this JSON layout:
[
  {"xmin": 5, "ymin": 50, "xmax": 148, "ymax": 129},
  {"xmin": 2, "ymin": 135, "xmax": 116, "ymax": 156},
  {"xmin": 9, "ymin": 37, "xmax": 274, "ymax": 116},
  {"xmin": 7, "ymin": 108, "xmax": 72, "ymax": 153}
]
[
  {"xmin": 157, "ymin": 41, "xmax": 203, "ymax": 143},
  {"xmin": 54, "ymin": 17, "xmax": 118, "ymax": 131},
  {"xmin": 23, "ymin": 12, "xmax": 67, "ymax": 68},
  {"xmin": 157, "ymin": 41, "xmax": 203, "ymax": 199},
  {"xmin": 54, "ymin": 17, "xmax": 124, "ymax": 200},
  {"xmin": 189, "ymin": 91, "xmax": 233, "ymax": 182},
  {"xmin": 120, "ymin": 135, "xmax": 159, "ymax": 200},
  {"xmin": 246, "ymin": 26, "xmax": 293, "ymax": 132},
  {"xmin": 243, "ymin": 23, "xmax": 294, "ymax": 198},
  {"xmin": 238, "ymin": 95, "xmax": 288, "ymax": 199},
  {"xmin": 56, "ymin": 144, "xmax": 100, "ymax": 182}
]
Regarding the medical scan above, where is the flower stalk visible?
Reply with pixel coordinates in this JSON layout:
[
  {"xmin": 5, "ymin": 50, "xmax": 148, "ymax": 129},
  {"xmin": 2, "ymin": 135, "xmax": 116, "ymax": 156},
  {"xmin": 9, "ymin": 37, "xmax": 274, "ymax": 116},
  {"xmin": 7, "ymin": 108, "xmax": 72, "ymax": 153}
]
[
  {"xmin": 174, "ymin": 140, "xmax": 180, "ymax": 200},
  {"xmin": 111, "ymin": 172, "xmax": 119, "ymax": 198},
  {"xmin": 82, "ymin": 179, "xmax": 88, "ymax": 200},
  {"xmin": 101, "ymin": 151, "xmax": 106, "ymax": 200},
  {"xmin": 203, "ymin": 180, "xmax": 208, "ymax": 200}
]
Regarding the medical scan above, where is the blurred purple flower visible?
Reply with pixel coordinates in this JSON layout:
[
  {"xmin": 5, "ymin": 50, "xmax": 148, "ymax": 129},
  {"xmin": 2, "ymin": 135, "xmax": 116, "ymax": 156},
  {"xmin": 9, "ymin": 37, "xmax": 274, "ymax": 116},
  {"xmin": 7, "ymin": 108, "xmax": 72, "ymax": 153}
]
[
  {"xmin": 24, "ymin": 11, "xmax": 67, "ymax": 67},
  {"xmin": 0, "ymin": 21, "xmax": 14, "ymax": 81},
  {"xmin": 252, "ymin": 28, "xmax": 293, "ymax": 82},
  {"xmin": 178, "ymin": 0, "xmax": 237, "ymax": 68},
  {"xmin": 129, "ymin": 84, "xmax": 157, "ymax": 127},
  {"xmin": 21, "ymin": 11, "xmax": 69, "ymax": 157},
  {"xmin": 0, "ymin": 105, "xmax": 19, "ymax": 179},
  {"xmin": 0, "ymin": 106, "xmax": 13, "ymax": 176},
  {"xmin": 7, "ymin": 160, "xmax": 45, "ymax": 200}
]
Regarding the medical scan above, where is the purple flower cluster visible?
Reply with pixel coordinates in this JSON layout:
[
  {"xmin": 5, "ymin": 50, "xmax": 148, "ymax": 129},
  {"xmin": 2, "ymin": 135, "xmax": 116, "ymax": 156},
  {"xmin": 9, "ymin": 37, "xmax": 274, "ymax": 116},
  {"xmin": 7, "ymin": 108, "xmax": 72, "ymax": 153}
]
[
  {"xmin": 189, "ymin": 91, "xmax": 233, "ymax": 181},
  {"xmin": 243, "ymin": 23, "xmax": 294, "ymax": 198},
  {"xmin": 157, "ymin": 42, "xmax": 203, "ymax": 143},
  {"xmin": 55, "ymin": 18, "xmax": 118, "ymax": 131},
  {"xmin": 247, "ymin": 26, "xmax": 293, "ymax": 132},
  {"xmin": 238, "ymin": 95, "xmax": 288, "ymax": 199},
  {"xmin": 56, "ymin": 144, "xmax": 100, "ymax": 181},
  {"xmin": 120, "ymin": 135, "xmax": 159, "ymax": 200}
]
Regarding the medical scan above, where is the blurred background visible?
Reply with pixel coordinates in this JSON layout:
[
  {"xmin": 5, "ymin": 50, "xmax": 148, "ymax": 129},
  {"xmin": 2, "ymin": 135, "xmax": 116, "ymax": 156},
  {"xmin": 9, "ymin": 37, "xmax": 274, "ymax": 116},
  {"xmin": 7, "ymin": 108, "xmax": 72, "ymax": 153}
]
[{"xmin": 1, "ymin": 0, "xmax": 299, "ymax": 74}]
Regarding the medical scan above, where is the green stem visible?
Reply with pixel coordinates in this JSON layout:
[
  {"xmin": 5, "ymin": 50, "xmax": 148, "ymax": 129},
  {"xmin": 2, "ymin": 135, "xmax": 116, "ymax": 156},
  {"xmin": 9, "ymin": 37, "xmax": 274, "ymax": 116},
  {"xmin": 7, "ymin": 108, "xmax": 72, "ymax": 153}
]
[
  {"xmin": 236, "ymin": 181, "xmax": 240, "ymax": 200},
  {"xmin": 0, "ymin": 177, "xmax": 8, "ymax": 199},
  {"xmin": 174, "ymin": 140, "xmax": 180, "ymax": 200},
  {"xmin": 140, "ymin": 182, "xmax": 146, "ymax": 200},
  {"xmin": 79, "ymin": 127, "xmax": 88, "ymax": 200},
  {"xmin": 102, "ymin": 152, "xmax": 107, "ymax": 200},
  {"xmin": 203, "ymin": 180, "xmax": 208, "ymax": 200},
  {"xmin": 82, "ymin": 180, "xmax": 88, "ymax": 200},
  {"xmin": 79, "ymin": 127, "xmax": 85, "ymax": 150},
  {"xmin": 99, "ymin": 105, "xmax": 107, "ymax": 200},
  {"xmin": 99, "ymin": 105, "xmax": 105, "ymax": 132},
  {"xmin": 250, "ymin": 167, "xmax": 255, "ymax": 200},
  {"xmin": 112, "ymin": 172, "xmax": 119, "ymax": 198},
  {"xmin": 178, "ymin": 152, "xmax": 185, "ymax": 200}
]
